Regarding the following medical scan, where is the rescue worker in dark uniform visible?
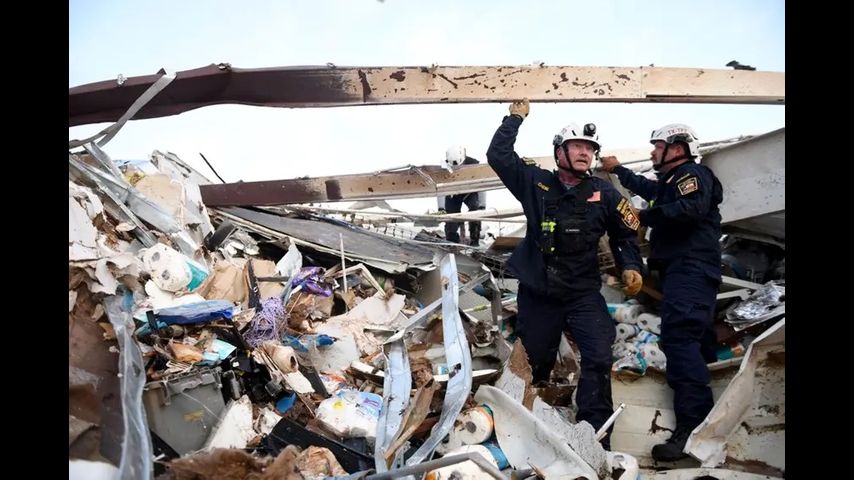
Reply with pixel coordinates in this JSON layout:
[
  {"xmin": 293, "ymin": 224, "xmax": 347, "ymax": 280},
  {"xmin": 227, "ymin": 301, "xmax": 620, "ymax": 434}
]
[
  {"xmin": 487, "ymin": 98, "xmax": 643, "ymax": 448},
  {"xmin": 438, "ymin": 145, "xmax": 486, "ymax": 246},
  {"xmin": 599, "ymin": 123, "xmax": 724, "ymax": 461}
]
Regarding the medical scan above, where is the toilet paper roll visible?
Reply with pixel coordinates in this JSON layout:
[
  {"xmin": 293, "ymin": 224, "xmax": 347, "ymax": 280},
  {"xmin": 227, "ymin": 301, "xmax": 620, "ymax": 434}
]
[
  {"xmin": 637, "ymin": 313, "xmax": 661, "ymax": 335},
  {"xmin": 454, "ymin": 405, "xmax": 495, "ymax": 445},
  {"xmin": 634, "ymin": 330, "xmax": 660, "ymax": 345},
  {"xmin": 615, "ymin": 322, "xmax": 641, "ymax": 342},
  {"xmin": 614, "ymin": 304, "xmax": 645, "ymax": 324},
  {"xmin": 140, "ymin": 243, "xmax": 192, "ymax": 292}
]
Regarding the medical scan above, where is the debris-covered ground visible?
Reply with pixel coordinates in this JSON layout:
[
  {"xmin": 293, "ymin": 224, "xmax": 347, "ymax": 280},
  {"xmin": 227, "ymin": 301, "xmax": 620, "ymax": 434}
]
[{"xmin": 69, "ymin": 142, "xmax": 784, "ymax": 479}]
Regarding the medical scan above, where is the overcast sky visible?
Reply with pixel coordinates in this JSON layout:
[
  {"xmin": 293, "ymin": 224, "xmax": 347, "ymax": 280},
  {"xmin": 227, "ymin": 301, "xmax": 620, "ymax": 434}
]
[{"xmin": 69, "ymin": 0, "xmax": 784, "ymax": 212}]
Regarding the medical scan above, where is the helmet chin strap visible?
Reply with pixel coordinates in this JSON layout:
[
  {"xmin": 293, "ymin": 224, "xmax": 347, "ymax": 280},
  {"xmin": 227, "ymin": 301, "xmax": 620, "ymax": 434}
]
[
  {"xmin": 555, "ymin": 145, "xmax": 591, "ymax": 179},
  {"xmin": 652, "ymin": 143, "xmax": 690, "ymax": 171}
]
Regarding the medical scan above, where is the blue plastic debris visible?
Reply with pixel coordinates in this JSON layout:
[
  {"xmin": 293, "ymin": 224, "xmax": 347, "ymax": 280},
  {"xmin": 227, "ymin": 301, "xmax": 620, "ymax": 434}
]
[
  {"xmin": 276, "ymin": 392, "xmax": 297, "ymax": 414},
  {"xmin": 154, "ymin": 300, "xmax": 234, "ymax": 325},
  {"xmin": 284, "ymin": 334, "xmax": 336, "ymax": 353}
]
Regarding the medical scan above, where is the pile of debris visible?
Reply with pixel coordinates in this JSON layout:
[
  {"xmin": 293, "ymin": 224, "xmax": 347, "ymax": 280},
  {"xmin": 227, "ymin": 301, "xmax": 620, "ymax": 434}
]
[{"xmin": 69, "ymin": 144, "xmax": 784, "ymax": 479}]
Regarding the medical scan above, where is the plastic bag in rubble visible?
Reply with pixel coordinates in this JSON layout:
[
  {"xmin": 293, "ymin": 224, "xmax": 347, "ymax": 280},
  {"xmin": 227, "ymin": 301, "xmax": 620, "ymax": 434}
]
[
  {"xmin": 316, "ymin": 389, "xmax": 382, "ymax": 443},
  {"xmin": 613, "ymin": 351, "xmax": 647, "ymax": 375},
  {"xmin": 639, "ymin": 342, "xmax": 667, "ymax": 370},
  {"xmin": 319, "ymin": 373, "xmax": 350, "ymax": 395},
  {"xmin": 153, "ymin": 300, "xmax": 234, "ymax": 325},
  {"xmin": 103, "ymin": 291, "xmax": 153, "ymax": 480},
  {"xmin": 290, "ymin": 267, "xmax": 333, "ymax": 296},
  {"xmin": 727, "ymin": 281, "xmax": 785, "ymax": 323},
  {"xmin": 276, "ymin": 242, "xmax": 303, "ymax": 278},
  {"xmin": 284, "ymin": 334, "xmax": 336, "ymax": 353},
  {"xmin": 612, "ymin": 342, "xmax": 639, "ymax": 362}
]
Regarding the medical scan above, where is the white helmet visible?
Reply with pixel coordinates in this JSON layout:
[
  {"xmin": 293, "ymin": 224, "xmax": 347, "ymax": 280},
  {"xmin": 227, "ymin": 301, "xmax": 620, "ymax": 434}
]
[
  {"xmin": 650, "ymin": 123, "xmax": 701, "ymax": 158},
  {"xmin": 553, "ymin": 122, "xmax": 600, "ymax": 152},
  {"xmin": 445, "ymin": 145, "xmax": 466, "ymax": 169}
]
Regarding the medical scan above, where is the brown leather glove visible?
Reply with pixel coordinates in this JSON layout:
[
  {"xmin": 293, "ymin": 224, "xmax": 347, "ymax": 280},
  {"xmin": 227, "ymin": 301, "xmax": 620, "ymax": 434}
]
[
  {"xmin": 509, "ymin": 98, "xmax": 529, "ymax": 119},
  {"xmin": 599, "ymin": 155, "xmax": 621, "ymax": 173},
  {"xmin": 622, "ymin": 269, "xmax": 643, "ymax": 296}
]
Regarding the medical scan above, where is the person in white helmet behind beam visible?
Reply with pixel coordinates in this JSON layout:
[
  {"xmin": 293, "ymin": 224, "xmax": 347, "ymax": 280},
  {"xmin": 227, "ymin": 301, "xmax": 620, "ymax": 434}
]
[{"xmin": 437, "ymin": 145, "xmax": 486, "ymax": 246}]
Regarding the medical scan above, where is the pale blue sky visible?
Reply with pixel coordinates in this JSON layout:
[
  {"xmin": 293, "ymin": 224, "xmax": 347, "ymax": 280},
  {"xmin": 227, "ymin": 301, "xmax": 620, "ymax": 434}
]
[{"xmin": 69, "ymin": 0, "xmax": 784, "ymax": 211}]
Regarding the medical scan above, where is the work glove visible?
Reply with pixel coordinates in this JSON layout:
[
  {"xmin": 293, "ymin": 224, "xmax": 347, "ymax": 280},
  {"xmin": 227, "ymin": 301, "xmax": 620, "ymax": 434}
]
[
  {"xmin": 509, "ymin": 98, "xmax": 529, "ymax": 119},
  {"xmin": 598, "ymin": 155, "xmax": 621, "ymax": 173},
  {"xmin": 622, "ymin": 269, "xmax": 643, "ymax": 296}
]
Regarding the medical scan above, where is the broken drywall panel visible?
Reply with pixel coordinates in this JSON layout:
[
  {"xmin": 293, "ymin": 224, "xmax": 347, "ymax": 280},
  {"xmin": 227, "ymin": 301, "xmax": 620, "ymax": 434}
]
[
  {"xmin": 203, "ymin": 395, "xmax": 255, "ymax": 450},
  {"xmin": 686, "ymin": 320, "xmax": 785, "ymax": 472},
  {"xmin": 69, "ymin": 180, "xmax": 106, "ymax": 219},
  {"xmin": 150, "ymin": 150, "xmax": 213, "ymax": 187},
  {"xmin": 134, "ymin": 174, "xmax": 186, "ymax": 225},
  {"xmin": 70, "ymin": 155, "xmax": 195, "ymax": 254},
  {"xmin": 70, "ymin": 197, "xmax": 101, "ymax": 261},
  {"xmin": 337, "ymin": 293, "xmax": 406, "ymax": 330},
  {"xmin": 494, "ymin": 339, "xmax": 536, "ymax": 409},
  {"xmin": 475, "ymin": 385, "xmax": 598, "ymax": 479},
  {"xmin": 144, "ymin": 151, "xmax": 217, "ymax": 241},
  {"xmin": 532, "ymin": 397, "xmax": 608, "ymax": 477},
  {"xmin": 310, "ymin": 323, "xmax": 363, "ymax": 375}
]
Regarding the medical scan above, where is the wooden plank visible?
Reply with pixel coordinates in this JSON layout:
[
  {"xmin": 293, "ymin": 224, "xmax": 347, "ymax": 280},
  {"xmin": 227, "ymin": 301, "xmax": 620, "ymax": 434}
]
[
  {"xmin": 198, "ymin": 150, "xmax": 649, "ymax": 207},
  {"xmin": 643, "ymin": 67, "xmax": 785, "ymax": 104},
  {"xmin": 362, "ymin": 65, "xmax": 643, "ymax": 102},
  {"xmin": 70, "ymin": 64, "xmax": 785, "ymax": 126}
]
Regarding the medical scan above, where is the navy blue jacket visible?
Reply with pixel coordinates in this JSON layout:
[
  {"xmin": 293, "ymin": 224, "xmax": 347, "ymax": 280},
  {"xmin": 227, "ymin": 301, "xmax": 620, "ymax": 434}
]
[
  {"xmin": 612, "ymin": 161, "xmax": 723, "ymax": 271},
  {"xmin": 487, "ymin": 114, "xmax": 642, "ymax": 296}
]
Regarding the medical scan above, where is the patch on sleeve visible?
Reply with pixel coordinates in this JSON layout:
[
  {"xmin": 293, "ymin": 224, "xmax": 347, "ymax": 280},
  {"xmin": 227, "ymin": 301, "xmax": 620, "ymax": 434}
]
[
  {"xmin": 617, "ymin": 198, "xmax": 640, "ymax": 230},
  {"xmin": 536, "ymin": 182, "xmax": 550, "ymax": 192},
  {"xmin": 677, "ymin": 176, "xmax": 699, "ymax": 196},
  {"xmin": 523, "ymin": 157, "xmax": 537, "ymax": 165}
]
